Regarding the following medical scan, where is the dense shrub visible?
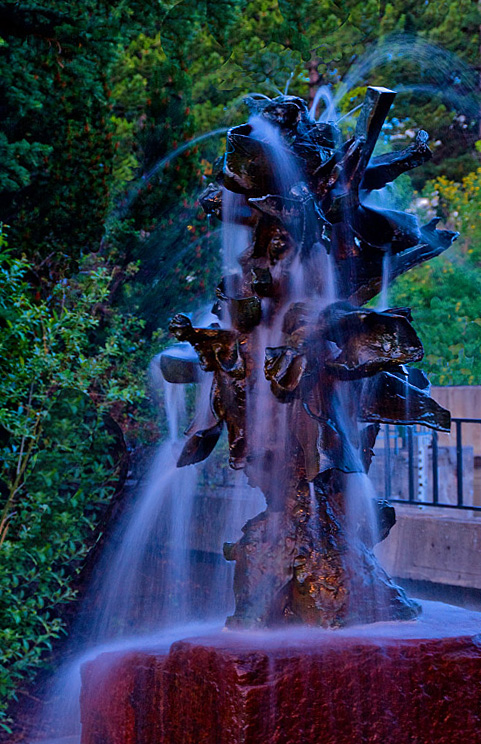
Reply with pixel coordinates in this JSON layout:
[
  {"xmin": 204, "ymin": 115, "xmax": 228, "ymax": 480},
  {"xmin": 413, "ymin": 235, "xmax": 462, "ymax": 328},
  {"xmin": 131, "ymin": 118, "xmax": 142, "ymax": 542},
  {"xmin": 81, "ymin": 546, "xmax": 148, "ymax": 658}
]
[{"xmin": 0, "ymin": 227, "xmax": 153, "ymax": 729}]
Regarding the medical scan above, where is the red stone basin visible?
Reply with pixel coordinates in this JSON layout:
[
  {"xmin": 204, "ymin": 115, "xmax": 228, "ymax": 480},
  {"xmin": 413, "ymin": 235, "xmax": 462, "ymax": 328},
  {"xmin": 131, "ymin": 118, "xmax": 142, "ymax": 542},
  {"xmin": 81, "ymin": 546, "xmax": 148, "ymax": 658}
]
[{"xmin": 80, "ymin": 601, "xmax": 481, "ymax": 744}]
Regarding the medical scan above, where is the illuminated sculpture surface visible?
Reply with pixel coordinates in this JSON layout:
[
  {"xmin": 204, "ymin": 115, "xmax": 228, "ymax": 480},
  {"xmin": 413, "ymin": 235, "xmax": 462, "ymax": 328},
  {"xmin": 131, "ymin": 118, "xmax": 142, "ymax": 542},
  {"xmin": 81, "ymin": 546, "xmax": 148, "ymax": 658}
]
[{"xmin": 163, "ymin": 87, "xmax": 456, "ymax": 627}]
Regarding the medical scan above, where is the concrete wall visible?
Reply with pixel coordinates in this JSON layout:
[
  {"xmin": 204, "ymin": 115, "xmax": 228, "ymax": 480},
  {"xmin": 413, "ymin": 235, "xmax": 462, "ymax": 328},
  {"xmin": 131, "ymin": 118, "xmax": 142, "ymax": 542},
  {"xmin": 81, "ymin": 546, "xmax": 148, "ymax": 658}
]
[
  {"xmin": 376, "ymin": 505, "xmax": 481, "ymax": 590},
  {"xmin": 431, "ymin": 385, "xmax": 481, "ymax": 450}
]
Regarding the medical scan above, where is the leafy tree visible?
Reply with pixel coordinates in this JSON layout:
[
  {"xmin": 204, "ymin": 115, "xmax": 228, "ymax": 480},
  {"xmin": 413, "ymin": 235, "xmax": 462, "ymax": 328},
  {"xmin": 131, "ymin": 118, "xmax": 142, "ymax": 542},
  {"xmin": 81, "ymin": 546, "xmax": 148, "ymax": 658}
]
[
  {"xmin": 424, "ymin": 166, "xmax": 481, "ymax": 265},
  {"xmin": 0, "ymin": 0, "xmax": 169, "ymax": 277},
  {"xmin": 392, "ymin": 255, "xmax": 481, "ymax": 385},
  {"xmin": 2, "ymin": 0, "xmax": 481, "ymax": 732},
  {"xmin": 391, "ymin": 167, "xmax": 481, "ymax": 385}
]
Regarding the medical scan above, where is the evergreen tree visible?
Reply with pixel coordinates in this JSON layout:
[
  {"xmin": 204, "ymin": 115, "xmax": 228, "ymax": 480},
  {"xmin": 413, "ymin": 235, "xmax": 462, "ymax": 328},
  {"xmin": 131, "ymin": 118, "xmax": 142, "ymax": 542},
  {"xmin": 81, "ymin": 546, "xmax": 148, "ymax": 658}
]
[{"xmin": 0, "ymin": 0, "xmax": 165, "ymax": 277}]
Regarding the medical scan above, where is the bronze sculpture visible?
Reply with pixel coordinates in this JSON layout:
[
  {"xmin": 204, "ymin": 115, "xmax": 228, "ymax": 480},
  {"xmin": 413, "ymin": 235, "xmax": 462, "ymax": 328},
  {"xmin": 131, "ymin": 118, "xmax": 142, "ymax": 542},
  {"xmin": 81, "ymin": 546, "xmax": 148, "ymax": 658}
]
[{"xmin": 162, "ymin": 87, "xmax": 457, "ymax": 628}]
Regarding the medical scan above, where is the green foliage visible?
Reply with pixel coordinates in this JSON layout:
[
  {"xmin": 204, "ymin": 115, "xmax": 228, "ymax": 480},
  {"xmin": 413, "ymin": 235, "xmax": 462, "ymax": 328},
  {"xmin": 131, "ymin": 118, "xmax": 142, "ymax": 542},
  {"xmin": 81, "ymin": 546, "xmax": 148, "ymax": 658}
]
[
  {"xmin": 391, "ymin": 168, "xmax": 481, "ymax": 386},
  {"xmin": 105, "ymin": 29, "xmax": 224, "ymax": 330},
  {"xmin": 391, "ymin": 255, "xmax": 481, "ymax": 385},
  {"xmin": 0, "ymin": 0, "xmax": 170, "ymax": 273},
  {"xmin": 0, "ymin": 391, "xmax": 115, "ymax": 728},
  {"xmin": 420, "ymin": 168, "xmax": 481, "ymax": 265},
  {"xmin": 0, "ymin": 226, "xmax": 154, "ymax": 724}
]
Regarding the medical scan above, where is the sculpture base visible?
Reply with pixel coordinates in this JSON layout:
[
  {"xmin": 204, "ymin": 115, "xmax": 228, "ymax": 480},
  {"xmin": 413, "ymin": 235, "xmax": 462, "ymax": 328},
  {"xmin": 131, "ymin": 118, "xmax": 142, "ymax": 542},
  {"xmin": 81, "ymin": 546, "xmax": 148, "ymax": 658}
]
[
  {"xmin": 224, "ymin": 473, "xmax": 420, "ymax": 628},
  {"xmin": 80, "ymin": 601, "xmax": 481, "ymax": 744}
]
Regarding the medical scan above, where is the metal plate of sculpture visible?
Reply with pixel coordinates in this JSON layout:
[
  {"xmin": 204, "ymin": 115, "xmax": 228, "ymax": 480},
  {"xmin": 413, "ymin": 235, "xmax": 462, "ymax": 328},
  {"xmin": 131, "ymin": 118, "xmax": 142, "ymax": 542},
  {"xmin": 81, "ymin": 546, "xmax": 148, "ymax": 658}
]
[{"xmin": 164, "ymin": 87, "xmax": 457, "ymax": 628}]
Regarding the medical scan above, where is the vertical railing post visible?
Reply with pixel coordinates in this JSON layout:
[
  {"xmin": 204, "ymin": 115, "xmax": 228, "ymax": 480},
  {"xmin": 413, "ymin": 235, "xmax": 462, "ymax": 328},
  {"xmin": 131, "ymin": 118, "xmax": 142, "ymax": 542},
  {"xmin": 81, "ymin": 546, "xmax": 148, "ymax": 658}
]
[
  {"xmin": 407, "ymin": 426, "xmax": 415, "ymax": 502},
  {"xmin": 456, "ymin": 420, "xmax": 463, "ymax": 507},
  {"xmin": 384, "ymin": 424, "xmax": 391, "ymax": 500},
  {"xmin": 432, "ymin": 429, "xmax": 439, "ymax": 505}
]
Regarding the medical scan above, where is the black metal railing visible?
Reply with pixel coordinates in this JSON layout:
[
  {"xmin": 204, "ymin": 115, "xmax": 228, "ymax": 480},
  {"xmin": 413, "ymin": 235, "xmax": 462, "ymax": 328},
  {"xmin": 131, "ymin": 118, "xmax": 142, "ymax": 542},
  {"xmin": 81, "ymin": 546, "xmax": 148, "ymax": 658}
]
[{"xmin": 374, "ymin": 418, "xmax": 481, "ymax": 512}]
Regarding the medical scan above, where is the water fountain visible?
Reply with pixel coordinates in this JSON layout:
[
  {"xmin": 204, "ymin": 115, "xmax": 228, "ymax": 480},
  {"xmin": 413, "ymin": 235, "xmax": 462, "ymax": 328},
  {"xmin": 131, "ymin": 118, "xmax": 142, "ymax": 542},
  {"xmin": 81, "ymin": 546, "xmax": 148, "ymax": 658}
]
[
  {"xmin": 78, "ymin": 89, "xmax": 481, "ymax": 743},
  {"xmin": 165, "ymin": 86, "xmax": 454, "ymax": 628}
]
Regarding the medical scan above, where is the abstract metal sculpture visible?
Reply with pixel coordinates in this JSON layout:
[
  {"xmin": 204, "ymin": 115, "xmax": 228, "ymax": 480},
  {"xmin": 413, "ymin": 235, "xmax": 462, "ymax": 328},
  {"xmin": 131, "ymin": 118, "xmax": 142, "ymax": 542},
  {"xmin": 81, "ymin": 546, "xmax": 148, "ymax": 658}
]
[{"xmin": 162, "ymin": 87, "xmax": 457, "ymax": 628}]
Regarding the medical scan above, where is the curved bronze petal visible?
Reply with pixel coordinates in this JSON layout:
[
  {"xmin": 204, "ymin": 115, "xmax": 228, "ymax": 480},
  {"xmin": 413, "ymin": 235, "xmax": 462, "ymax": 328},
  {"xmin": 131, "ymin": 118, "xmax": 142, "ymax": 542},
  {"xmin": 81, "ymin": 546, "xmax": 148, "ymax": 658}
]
[
  {"xmin": 229, "ymin": 296, "xmax": 262, "ymax": 333},
  {"xmin": 265, "ymin": 346, "xmax": 307, "ymax": 400},
  {"xmin": 251, "ymin": 266, "xmax": 273, "ymax": 297},
  {"xmin": 324, "ymin": 305, "xmax": 423, "ymax": 379},
  {"xmin": 176, "ymin": 421, "xmax": 224, "ymax": 468}
]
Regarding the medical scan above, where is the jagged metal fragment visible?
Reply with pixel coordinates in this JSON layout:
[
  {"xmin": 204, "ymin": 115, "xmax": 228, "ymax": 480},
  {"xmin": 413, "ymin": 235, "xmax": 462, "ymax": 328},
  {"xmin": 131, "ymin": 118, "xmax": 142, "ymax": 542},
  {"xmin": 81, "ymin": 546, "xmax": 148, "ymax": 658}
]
[
  {"xmin": 355, "ymin": 87, "xmax": 397, "ymax": 177},
  {"xmin": 345, "ymin": 220, "xmax": 458, "ymax": 305},
  {"xmin": 355, "ymin": 205, "xmax": 421, "ymax": 252},
  {"xmin": 199, "ymin": 183, "xmax": 222, "ymax": 219},
  {"xmin": 362, "ymin": 130, "xmax": 432, "ymax": 191},
  {"xmin": 360, "ymin": 371, "xmax": 451, "ymax": 431},
  {"xmin": 169, "ymin": 314, "xmax": 244, "ymax": 376},
  {"xmin": 323, "ymin": 304, "xmax": 424, "ymax": 378}
]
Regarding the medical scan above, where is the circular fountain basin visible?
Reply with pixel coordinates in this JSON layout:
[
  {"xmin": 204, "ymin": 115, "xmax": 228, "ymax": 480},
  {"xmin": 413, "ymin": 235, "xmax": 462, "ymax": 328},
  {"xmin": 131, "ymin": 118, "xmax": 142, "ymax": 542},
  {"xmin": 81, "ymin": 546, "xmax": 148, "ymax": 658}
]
[{"xmin": 80, "ymin": 600, "xmax": 481, "ymax": 744}]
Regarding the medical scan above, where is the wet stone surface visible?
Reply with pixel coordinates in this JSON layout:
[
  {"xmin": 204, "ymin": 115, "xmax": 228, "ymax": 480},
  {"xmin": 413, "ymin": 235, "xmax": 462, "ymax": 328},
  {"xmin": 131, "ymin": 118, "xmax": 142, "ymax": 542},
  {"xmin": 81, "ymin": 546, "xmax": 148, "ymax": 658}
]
[{"xmin": 81, "ymin": 603, "xmax": 481, "ymax": 744}]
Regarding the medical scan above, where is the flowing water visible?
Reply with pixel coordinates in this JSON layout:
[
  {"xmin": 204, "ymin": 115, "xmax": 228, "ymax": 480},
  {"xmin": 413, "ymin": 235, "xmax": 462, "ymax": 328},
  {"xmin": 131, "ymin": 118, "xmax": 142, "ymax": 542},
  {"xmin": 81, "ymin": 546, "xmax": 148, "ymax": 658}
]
[
  {"xmin": 332, "ymin": 35, "xmax": 478, "ymax": 121},
  {"xmin": 221, "ymin": 188, "xmax": 252, "ymax": 298},
  {"xmin": 31, "ymin": 371, "xmax": 263, "ymax": 742},
  {"xmin": 249, "ymin": 114, "xmax": 302, "ymax": 194},
  {"xmin": 377, "ymin": 250, "xmax": 391, "ymax": 311},
  {"xmin": 112, "ymin": 127, "xmax": 229, "ymax": 221}
]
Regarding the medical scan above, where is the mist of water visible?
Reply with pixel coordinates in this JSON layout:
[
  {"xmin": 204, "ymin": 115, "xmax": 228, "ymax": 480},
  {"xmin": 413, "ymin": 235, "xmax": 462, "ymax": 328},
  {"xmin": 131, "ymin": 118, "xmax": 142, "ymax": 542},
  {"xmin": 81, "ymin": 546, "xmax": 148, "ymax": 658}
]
[{"xmin": 332, "ymin": 35, "xmax": 478, "ymax": 120}]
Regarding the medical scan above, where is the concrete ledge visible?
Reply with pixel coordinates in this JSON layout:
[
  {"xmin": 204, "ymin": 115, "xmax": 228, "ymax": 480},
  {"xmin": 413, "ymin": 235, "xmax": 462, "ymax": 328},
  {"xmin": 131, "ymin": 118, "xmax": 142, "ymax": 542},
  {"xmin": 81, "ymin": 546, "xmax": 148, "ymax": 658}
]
[{"xmin": 376, "ymin": 505, "xmax": 481, "ymax": 589}]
